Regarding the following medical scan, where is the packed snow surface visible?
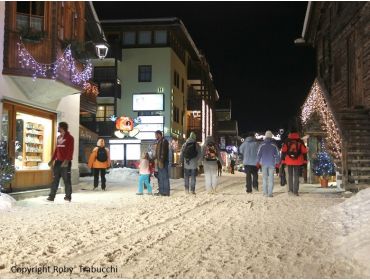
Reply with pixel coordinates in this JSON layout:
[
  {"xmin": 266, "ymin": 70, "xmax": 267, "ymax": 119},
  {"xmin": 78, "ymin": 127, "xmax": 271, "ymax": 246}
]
[
  {"xmin": 0, "ymin": 170, "xmax": 368, "ymax": 278},
  {"xmin": 0, "ymin": 193, "xmax": 16, "ymax": 211}
]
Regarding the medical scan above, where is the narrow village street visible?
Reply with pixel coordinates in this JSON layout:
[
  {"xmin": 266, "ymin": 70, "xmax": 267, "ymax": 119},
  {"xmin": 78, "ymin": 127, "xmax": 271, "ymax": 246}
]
[{"xmin": 0, "ymin": 171, "xmax": 368, "ymax": 279}]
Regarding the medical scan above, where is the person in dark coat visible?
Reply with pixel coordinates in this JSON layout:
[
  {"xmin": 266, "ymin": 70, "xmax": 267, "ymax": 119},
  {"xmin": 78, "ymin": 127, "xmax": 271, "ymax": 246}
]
[
  {"xmin": 217, "ymin": 160, "xmax": 222, "ymax": 176},
  {"xmin": 154, "ymin": 130, "xmax": 170, "ymax": 196}
]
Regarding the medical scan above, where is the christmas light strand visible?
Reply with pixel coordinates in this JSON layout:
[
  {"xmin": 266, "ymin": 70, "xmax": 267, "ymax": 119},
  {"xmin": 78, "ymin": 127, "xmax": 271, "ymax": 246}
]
[
  {"xmin": 17, "ymin": 42, "xmax": 92, "ymax": 86},
  {"xmin": 301, "ymin": 80, "xmax": 342, "ymax": 159}
]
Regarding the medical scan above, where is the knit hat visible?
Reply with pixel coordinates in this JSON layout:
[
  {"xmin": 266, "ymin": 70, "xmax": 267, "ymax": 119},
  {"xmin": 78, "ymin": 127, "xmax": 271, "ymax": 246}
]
[
  {"xmin": 265, "ymin": 130, "xmax": 273, "ymax": 138},
  {"xmin": 189, "ymin": 132, "xmax": 197, "ymax": 140}
]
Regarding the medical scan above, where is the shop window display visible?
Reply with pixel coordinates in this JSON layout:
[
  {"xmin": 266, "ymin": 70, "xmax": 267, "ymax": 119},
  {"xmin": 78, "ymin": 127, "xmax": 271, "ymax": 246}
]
[{"xmin": 15, "ymin": 112, "xmax": 52, "ymax": 170}]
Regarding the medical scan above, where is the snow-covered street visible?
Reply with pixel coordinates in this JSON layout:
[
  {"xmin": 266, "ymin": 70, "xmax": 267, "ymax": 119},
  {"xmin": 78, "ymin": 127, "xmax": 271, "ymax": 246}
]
[{"xmin": 0, "ymin": 170, "xmax": 369, "ymax": 278}]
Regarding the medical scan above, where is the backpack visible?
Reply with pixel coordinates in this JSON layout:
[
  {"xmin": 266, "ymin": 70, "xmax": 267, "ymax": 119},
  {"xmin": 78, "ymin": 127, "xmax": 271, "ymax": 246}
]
[
  {"xmin": 204, "ymin": 142, "xmax": 217, "ymax": 161},
  {"xmin": 183, "ymin": 142, "xmax": 198, "ymax": 161},
  {"xmin": 286, "ymin": 139, "xmax": 302, "ymax": 159},
  {"xmin": 96, "ymin": 147, "xmax": 108, "ymax": 162}
]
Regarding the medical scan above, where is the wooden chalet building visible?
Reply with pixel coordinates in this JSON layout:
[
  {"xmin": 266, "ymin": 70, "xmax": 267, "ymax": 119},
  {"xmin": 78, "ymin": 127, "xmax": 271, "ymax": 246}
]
[
  {"xmin": 0, "ymin": 1, "xmax": 102, "ymax": 191},
  {"xmin": 299, "ymin": 2, "xmax": 370, "ymax": 190}
]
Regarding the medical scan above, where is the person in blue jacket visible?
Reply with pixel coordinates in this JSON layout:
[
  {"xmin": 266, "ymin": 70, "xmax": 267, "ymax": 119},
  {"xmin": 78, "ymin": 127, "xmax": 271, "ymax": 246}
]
[
  {"xmin": 239, "ymin": 132, "xmax": 260, "ymax": 193},
  {"xmin": 257, "ymin": 131, "xmax": 280, "ymax": 197}
]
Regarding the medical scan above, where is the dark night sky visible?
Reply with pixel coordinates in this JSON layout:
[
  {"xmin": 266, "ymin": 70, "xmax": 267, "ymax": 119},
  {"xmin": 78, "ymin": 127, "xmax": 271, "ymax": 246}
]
[{"xmin": 93, "ymin": 1, "xmax": 316, "ymax": 134}]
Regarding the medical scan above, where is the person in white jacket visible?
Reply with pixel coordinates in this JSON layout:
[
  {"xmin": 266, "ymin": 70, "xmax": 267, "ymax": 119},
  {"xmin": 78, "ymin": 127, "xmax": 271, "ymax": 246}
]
[{"xmin": 201, "ymin": 136, "xmax": 224, "ymax": 194}]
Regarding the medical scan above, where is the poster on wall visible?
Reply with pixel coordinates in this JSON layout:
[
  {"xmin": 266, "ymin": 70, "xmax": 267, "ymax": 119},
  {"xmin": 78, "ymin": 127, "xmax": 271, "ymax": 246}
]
[{"xmin": 133, "ymin": 94, "xmax": 164, "ymax": 111}]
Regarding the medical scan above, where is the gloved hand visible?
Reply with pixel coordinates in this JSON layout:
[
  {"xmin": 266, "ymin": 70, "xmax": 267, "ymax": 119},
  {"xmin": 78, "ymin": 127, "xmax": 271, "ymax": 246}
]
[{"xmin": 61, "ymin": 160, "xmax": 69, "ymax": 168}]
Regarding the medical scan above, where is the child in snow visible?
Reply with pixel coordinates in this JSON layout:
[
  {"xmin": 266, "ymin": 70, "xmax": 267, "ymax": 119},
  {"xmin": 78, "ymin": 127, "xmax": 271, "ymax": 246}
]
[{"xmin": 137, "ymin": 153, "xmax": 153, "ymax": 195}]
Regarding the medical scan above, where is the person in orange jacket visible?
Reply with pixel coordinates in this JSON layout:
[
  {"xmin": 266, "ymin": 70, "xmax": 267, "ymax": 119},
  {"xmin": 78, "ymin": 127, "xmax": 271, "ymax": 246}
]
[
  {"xmin": 281, "ymin": 130, "xmax": 307, "ymax": 196},
  {"xmin": 88, "ymin": 138, "xmax": 111, "ymax": 190}
]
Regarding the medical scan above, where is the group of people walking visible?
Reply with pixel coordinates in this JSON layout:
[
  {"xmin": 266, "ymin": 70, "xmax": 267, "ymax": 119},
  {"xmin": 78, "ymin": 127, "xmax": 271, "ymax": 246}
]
[
  {"xmin": 239, "ymin": 129, "xmax": 307, "ymax": 197},
  {"xmin": 47, "ymin": 122, "xmax": 307, "ymax": 202},
  {"xmin": 136, "ymin": 131, "xmax": 225, "ymax": 196}
]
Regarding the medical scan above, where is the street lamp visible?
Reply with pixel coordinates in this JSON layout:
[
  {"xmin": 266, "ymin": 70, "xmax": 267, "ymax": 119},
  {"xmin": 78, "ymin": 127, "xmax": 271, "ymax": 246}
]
[{"xmin": 94, "ymin": 40, "xmax": 109, "ymax": 59}]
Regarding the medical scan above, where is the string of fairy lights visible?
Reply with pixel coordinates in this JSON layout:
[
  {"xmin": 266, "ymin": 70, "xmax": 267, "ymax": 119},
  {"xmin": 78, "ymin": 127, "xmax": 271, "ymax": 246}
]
[
  {"xmin": 17, "ymin": 41, "xmax": 92, "ymax": 86},
  {"xmin": 301, "ymin": 79, "xmax": 342, "ymax": 159}
]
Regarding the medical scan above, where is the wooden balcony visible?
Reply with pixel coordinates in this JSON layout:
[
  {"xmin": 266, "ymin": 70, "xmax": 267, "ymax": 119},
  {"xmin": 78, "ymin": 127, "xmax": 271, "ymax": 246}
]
[{"xmin": 2, "ymin": 2, "xmax": 89, "ymax": 104}]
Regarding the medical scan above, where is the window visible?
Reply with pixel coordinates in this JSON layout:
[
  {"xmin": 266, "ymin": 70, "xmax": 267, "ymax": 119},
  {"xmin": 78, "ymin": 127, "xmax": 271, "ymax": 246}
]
[
  {"xmin": 173, "ymin": 71, "xmax": 180, "ymax": 88},
  {"xmin": 16, "ymin": 1, "xmax": 44, "ymax": 32},
  {"xmin": 138, "ymin": 65, "xmax": 152, "ymax": 82},
  {"xmin": 155, "ymin": 30, "xmax": 167, "ymax": 44},
  {"xmin": 138, "ymin": 31, "xmax": 151, "ymax": 44},
  {"xmin": 181, "ymin": 78, "xmax": 184, "ymax": 93},
  {"xmin": 123, "ymin": 31, "xmax": 136, "ymax": 45},
  {"xmin": 14, "ymin": 112, "xmax": 52, "ymax": 171},
  {"xmin": 96, "ymin": 105, "xmax": 114, "ymax": 122},
  {"xmin": 173, "ymin": 106, "xmax": 180, "ymax": 123}
]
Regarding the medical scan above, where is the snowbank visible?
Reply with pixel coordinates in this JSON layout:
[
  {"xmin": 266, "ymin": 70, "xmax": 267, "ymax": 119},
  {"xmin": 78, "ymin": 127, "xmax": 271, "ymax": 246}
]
[
  {"xmin": 0, "ymin": 193, "xmax": 16, "ymax": 211},
  {"xmin": 105, "ymin": 167, "xmax": 139, "ymax": 182},
  {"xmin": 328, "ymin": 188, "xmax": 370, "ymax": 275}
]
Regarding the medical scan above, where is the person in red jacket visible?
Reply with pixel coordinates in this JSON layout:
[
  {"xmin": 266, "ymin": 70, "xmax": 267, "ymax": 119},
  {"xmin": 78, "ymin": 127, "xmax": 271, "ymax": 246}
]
[
  {"xmin": 47, "ymin": 122, "xmax": 74, "ymax": 202},
  {"xmin": 281, "ymin": 131, "xmax": 307, "ymax": 196}
]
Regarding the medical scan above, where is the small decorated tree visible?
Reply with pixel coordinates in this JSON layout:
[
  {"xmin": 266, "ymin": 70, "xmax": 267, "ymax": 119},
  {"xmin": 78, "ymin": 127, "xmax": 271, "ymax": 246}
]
[
  {"xmin": 312, "ymin": 140, "xmax": 336, "ymax": 186},
  {"xmin": 0, "ymin": 141, "xmax": 15, "ymax": 195}
]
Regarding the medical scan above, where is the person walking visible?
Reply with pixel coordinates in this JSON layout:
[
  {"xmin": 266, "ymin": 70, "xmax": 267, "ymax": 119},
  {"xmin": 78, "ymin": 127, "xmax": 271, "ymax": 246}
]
[
  {"xmin": 281, "ymin": 130, "xmax": 308, "ymax": 196},
  {"xmin": 154, "ymin": 130, "xmax": 170, "ymax": 196},
  {"xmin": 180, "ymin": 132, "xmax": 201, "ymax": 195},
  {"xmin": 47, "ymin": 122, "xmax": 74, "ymax": 202},
  {"xmin": 256, "ymin": 131, "xmax": 280, "ymax": 197},
  {"xmin": 201, "ymin": 136, "xmax": 223, "ymax": 194},
  {"xmin": 230, "ymin": 157, "xmax": 236, "ymax": 174},
  {"xmin": 88, "ymin": 138, "xmax": 111, "ymax": 191},
  {"xmin": 239, "ymin": 132, "xmax": 260, "ymax": 193},
  {"xmin": 217, "ymin": 160, "xmax": 222, "ymax": 176},
  {"xmin": 136, "ymin": 152, "xmax": 153, "ymax": 195}
]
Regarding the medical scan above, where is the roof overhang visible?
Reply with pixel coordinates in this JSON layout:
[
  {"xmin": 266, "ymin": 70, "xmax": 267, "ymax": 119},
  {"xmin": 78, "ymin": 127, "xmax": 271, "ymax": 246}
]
[
  {"xmin": 302, "ymin": 2, "xmax": 312, "ymax": 40},
  {"xmin": 6, "ymin": 75, "xmax": 81, "ymax": 104}
]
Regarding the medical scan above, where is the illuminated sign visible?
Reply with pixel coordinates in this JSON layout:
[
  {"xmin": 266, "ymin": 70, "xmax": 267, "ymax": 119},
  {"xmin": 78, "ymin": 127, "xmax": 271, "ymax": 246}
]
[
  {"xmin": 137, "ymin": 116, "xmax": 164, "ymax": 124},
  {"xmin": 112, "ymin": 115, "xmax": 141, "ymax": 138},
  {"xmin": 126, "ymin": 144, "xmax": 141, "ymax": 160},
  {"xmin": 133, "ymin": 94, "xmax": 164, "ymax": 111},
  {"xmin": 110, "ymin": 144, "xmax": 124, "ymax": 160}
]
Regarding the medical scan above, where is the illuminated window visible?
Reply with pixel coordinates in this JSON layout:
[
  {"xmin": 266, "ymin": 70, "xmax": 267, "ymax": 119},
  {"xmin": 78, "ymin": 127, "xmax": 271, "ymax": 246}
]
[
  {"xmin": 138, "ymin": 65, "xmax": 152, "ymax": 82},
  {"xmin": 14, "ymin": 112, "xmax": 52, "ymax": 171},
  {"xmin": 96, "ymin": 105, "xmax": 114, "ymax": 122}
]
